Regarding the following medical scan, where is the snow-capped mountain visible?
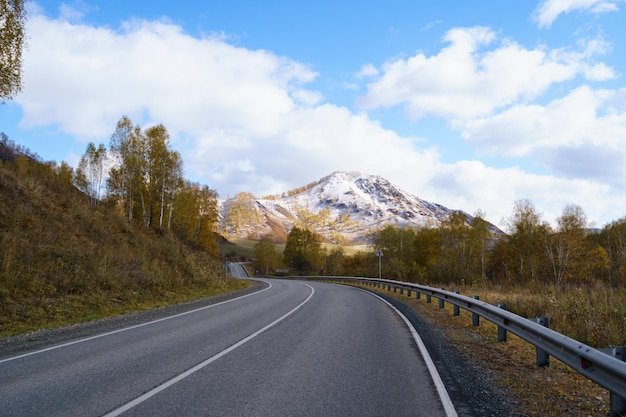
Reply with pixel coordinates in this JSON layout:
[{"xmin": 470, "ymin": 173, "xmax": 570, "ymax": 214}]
[{"xmin": 219, "ymin": 171, "xmax": 477, "ymax": 244}]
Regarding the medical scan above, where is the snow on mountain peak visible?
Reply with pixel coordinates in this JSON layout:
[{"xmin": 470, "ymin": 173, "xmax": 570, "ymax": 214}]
[{"xmin": 219, "ymin": 171, "xmax": 461, "ymax": 244}]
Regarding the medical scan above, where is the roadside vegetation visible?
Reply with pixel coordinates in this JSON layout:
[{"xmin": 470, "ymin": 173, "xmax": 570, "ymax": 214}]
[
  {"xmin": 247, "ymin": 203, "xmax": 624, "ymax": 415},
  {"xmin": 256, "ymin": 200, "xmax": 626, "ymax": 348},
  {"xmin": 377, "ymin": 285, "xmax": 612, "ymax": 417},
  {"xmin": 365, "ymin": 202, "xmax": 626, "ymax": 348},
  {"xmin": 251, "ymin": 210, "xmax": 624, "ymax": 414},
  {"xmin": 0, "ymin": 133, "xmax": 245, "ymax": 337}
]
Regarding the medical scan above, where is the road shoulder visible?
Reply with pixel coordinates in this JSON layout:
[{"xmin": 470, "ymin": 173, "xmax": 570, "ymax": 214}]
[{"xmin": 0, "ymin": 279, "xmax": 266, "ymax": 359}]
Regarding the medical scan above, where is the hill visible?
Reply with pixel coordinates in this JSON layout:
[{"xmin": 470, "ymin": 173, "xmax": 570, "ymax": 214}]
[
  {"xmin": 220, "ymin": 171, "xmax": 502, "ymax": 244},
  {"xmin": 0, "ymin": 142, "xmax": 245, "ymax": 337}
]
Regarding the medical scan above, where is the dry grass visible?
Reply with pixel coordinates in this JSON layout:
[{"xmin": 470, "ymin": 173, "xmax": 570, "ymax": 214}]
[
  {"xmin": 374, "ymin": 285, "xmax": 614, "ymax": 417},
  {"xmin": 452, "ymin": 283, "xmax": 626, "ymax": 348},
  {"xmin": 0, "ymin": 157, "xmax": 247, "ymax": 337},
  {"xmin": 223, "ymin": 237, "xmax": 367, "ymax": 259}
]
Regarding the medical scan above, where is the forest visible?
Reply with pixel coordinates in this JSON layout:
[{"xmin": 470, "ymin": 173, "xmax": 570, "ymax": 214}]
[
  {"xmin": 2, "ymin": 117, "xmax": 625, "ymax": 347},
  {"xmin": 254, "ymin": 201, "xmax": 626, "ymax": 347},
  {"xmin": 257, "ymin": 200, "xmax": 626, "ymax": 288},
  {"xmin": 75, "ymin": 116, "xmax": 220, "ymax": 255},
  {"xmin": 0, "ymin": 121, "xmax": 244, "ymax": 337}
]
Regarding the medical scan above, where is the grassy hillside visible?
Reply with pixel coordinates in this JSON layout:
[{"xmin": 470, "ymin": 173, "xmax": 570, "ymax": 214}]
[
  {"xmin": 218, "ymin": 237, "xmax": 260, "ymax": 260},
  {"xmin": 0, "ymin": 150, "xmax": 246, "ymax": 337}
]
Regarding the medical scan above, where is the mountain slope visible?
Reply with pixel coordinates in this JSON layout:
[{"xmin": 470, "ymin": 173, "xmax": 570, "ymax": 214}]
[
  {"xmin": 0, "ymin": 144, "xmax": 242, "ymax": 336},
  {"xmin": 220, "ymin": 171, "xmax": 488, "ymax": 244}
]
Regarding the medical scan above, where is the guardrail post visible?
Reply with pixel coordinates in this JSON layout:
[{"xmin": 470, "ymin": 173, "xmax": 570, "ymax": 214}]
[
  {"xmin": 453, "ymin": 292, "xmax": 460, "ymax": 316},
  {"xmin": 439, "ymin": 297, "xmax": 445, "ymax": 309},
  {"xmin": 495, "ymin": 303, "xmax": 507, "ymax": 342},
  {"xmin": 472, "ymin": 296, "xmax": 480, "ymax": 326},
  {"xmin": 426, "ymin": 294, "xmax": 432, "ymax": 303},
  {"xmin": 406, "ymin": 289, "xmax": 412, "ymax": 297},
  {"xmin": 531, "ymin": 317, "xmax": 550, "ymax": 367},
  {"xmin": 416, "ymin": 290, "xmax": 421, "ymax": 300},
  {"xmin": 307, "ymin": 276, "xmax": 626, "ymax": 404},
  {"xmin": 599, "ymin": 346, "xmax": 626, "ymax": 415},
  {"xmin": 399, "ymin": 287, "xmax": 404, "ymax": 295}
]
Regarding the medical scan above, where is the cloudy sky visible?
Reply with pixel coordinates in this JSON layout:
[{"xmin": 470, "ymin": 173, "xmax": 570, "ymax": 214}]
[{"xmin": 2, "ymin": 0, "xmax": 626, "ymax": 228}]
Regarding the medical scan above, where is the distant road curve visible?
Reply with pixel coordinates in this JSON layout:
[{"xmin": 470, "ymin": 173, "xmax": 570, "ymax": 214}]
[
  {"xmin": 1, "ymin": 276, "xmax": 456, "ymax": 416},
  {"xmin": 227, "ymin": 261, "xmax": 249, "ymax": 278}
]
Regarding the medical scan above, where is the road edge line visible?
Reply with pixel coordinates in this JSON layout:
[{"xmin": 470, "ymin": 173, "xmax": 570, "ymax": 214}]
[
  {"xmin": 363, "ymin": 290, "xmax": 458, "ymax": 417},
  {"xmin": 0, "ymin": 280, "xmax": 273, "ymax": 364}
]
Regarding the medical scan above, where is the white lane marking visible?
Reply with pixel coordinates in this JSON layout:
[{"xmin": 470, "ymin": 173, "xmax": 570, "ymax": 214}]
[
  {"xmin": 103, "ymin": 282, "xmax": 315, "ymax": 417},
  {"xmin": 363, "ymin": 290, "xmax": 458, "ymax": 417},
  {"xmin": 0, "ymin": 279, "xmax": 273, "ymax": 364}
]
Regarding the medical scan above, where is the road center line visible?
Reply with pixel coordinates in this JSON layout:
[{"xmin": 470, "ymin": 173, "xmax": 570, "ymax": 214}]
[
  {"xmin": 103, "ymin": 282, "xmax": 315, "ymax": 417},
  {"xmin": 0, "ymin": 279, "xmax": 273, "ymax": 364}
]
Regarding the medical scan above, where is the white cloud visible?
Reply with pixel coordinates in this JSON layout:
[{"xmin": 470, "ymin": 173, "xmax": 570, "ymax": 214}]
[
  {"xmin": 356, "ymin": 63, "xmax": 379, "ymax": 79},
  {"xmin": 57, "ymin": 1, "xmax": 98, "ymax": 22},
  {"xmin": 459, "ymin": 85, "xmax": 626, "ymax": 185},
  {"xmin": 420, "ymin": 20, "xmax": 443, "ymax": 32},
  {"xmin": 13, "ymin": 10, "xmax": 626, "ymax": 227},
  {"xmin": 356, "ymin": 27, "xmax": 612, "ymax": 121},
  {"xmin": 533, "ymin": 0, "xmax": 622, "ymax": 28},
  {"xmin": 187, "ymin": 103, "xmax": 440, "ymax": 199},
  {"xmin": 18, "ymin": 11, "xmax": 437, "ymax": 196},
  {"xmin": 291, "ymin": 89, "xmax": 324, "ymax": 106},
  {"xmin": 19, "ymin": 14, "xmax": 318, "ymax": 140},
  {"xmin": 426, "ymin": 159, "xmax": 618, "ymax": 228},
  {"xmin": 583, "ymin": 62, "xmax": 616, "ymax": 80}
]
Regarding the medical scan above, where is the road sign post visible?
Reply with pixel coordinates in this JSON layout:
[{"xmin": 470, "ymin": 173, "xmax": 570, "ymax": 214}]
[{"xmin": 376, "ymin": 249, "xmax": 383, "ymax": 279}]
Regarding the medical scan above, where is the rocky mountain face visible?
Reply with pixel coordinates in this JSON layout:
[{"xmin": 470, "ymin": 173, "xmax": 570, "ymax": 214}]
[{"xmin": 219, "ymin": 171, "xmax": 491, "ymax": 244}]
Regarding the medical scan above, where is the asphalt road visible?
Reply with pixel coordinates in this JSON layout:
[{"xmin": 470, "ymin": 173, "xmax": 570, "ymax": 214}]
[
  {"xmin": 228, "ymin": 261, "xmax": 249, "ymax": 279},
  {"xmin": 0, "ymin": 276, "xmax": 456, "ymax": 417}
]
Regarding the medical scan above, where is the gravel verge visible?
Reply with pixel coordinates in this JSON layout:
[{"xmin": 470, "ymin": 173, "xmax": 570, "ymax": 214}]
[
  {"xmin": 375, "ymin": 291, "xmax": 524, "ymax": 417},
  {"xmin": 1, "ymin": 280, "xmax": 529, "ymax": 416}
]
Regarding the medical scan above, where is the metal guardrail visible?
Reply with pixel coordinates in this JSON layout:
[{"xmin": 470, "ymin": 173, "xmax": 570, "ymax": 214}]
[{"xmin": 294, "ymin": 275, "xmax": 626, "ymax": 414}]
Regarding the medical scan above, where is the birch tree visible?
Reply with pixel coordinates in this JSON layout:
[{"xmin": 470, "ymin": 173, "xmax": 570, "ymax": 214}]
[
  {"xmin": 284, "ymin": 226, "xmax": 323, "ymax": 275},
  {"xmin": 505, "ymin": 199, "xmax": 550, "ymax": 284},
  {"xmin": 75, "ymin": 142, "xmax": 107, "ymax": 206},
  {"xmin": 597, "ymin": 219, "xmax": 626, "ymax": 285},
  {"xmin": 545, "ymin": 204, "xmax": 586, "ymax": 285},
  {"xmin": 108, "ymin": 116, "xmax": 145, "ymax": 222},
  {"xmin": 171, "ymin": 181, "xmax": 219, "ymax": 256},
  {"xmin": 163, "ymin": 151, "xmax": 183, "ymax": 231},
  {"xmin": 469, "ymin": 211, "xmax": 491, "ymax": 282},
  {"xmin": 142, "ymin": 124, "xmax": 170, "ymax": 228},
  {"xmin": 254, "ymin": 236, "xmax": 282, "ymax": 275},
  {"xmin": 0, "ymin": 0, "xmax": 26, "ymax": 102},
  {"xmin": 374, "ymin": 225, "xmax": 416, "ymax": 280}
]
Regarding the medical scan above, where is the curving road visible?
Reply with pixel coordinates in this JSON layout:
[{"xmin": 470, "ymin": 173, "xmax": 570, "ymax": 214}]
[
  {"xmin": 228, "ymin": 261, "xmax": 249, "ymax": 279},
  {"xmin": 0, "ymin": 274, "xmax": 456, "ymax": 417}
]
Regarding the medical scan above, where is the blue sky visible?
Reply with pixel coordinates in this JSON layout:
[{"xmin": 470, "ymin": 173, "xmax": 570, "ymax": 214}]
[{"xmin": 2, "ymin": 0, "xmax": 626, "ymax": 228}]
